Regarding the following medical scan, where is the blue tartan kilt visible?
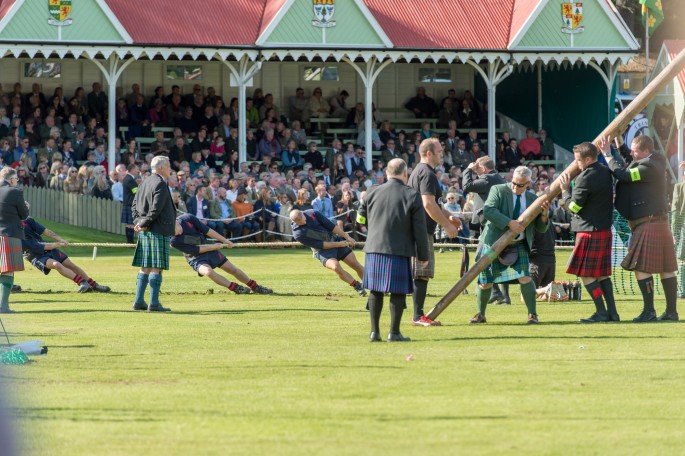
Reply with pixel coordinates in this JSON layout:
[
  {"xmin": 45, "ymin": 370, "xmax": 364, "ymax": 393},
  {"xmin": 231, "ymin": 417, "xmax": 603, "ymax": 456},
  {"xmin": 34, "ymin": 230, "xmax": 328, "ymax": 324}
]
[
  {"xmin": 363, "ymin": 253, "xmax": 413, "ymax": 295},
  {"xmin": 121, "ymin": 205, "xmax": 134, "ymax": 225},
  {"xmin": 132, "ymin": 232, "xmax": 171, "ymax": 270},
  {"xmin": 477, "ymin": 242, "xmax": 530, "ymax": 284}
]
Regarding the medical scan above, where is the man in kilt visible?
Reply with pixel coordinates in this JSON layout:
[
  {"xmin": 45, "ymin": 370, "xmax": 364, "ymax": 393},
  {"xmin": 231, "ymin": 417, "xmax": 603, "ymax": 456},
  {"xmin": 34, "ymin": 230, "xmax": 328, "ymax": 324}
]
[
  {"xmin": 21, "ymin": 216, "xmax": 111, "ymax": 293},
  {"xmin": 131, "ymin": 156, "xmax": 176, "ymax": 312},
  {"xmin": 470, "ymin": 166, "xmax": 550, "ymax": 324},
  {"xmin": 559, "ymin": 142, "xmax": 618, "ymax": 322},
  {"xmin": 356, "ymin": 158, "xmax": 429, "ymax": 342},
  {"xmin": 290, "ymin": 208, "xmax": 366, "ymax": 297},
  {"xmin": 0, "ymin": 167, "xmax": 28, "ymax": 314},
  {"xmin": 171, "ymin": 213, "xmax": 273, "ymax": 295},
  {"xmin": 603, "ymin": 135, "xmax": 679, "ymax": 322},
  {"xmin": 122, "ymin": 164, "xmax": 139, "ymax": 244},
  {"xmin": 408, "ymin": 138, "xmax": 461, "ymax": 327}
]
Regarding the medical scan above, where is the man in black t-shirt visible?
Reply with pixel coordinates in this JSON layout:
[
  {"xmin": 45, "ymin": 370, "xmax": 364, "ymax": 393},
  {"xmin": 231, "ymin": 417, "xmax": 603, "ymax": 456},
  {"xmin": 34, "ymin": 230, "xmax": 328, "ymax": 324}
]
[
  {"xmin": 407, "ymin": 138, "xmax": 461, "ymax": 326},
  {"xmin": 171, "ymin": 213, "xmax": 273, "ymax": 295}
]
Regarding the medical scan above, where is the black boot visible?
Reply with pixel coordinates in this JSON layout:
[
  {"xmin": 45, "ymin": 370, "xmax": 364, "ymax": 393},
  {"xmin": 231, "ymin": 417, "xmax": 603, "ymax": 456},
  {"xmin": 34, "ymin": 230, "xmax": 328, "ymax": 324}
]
[
  {"xmin": 600, "ymin": 278, "xmax": 619, "ymax": 321},
  {"xmin": 580, "ymin": 281, "xmax": 609, "ymax": 323},
  {"xmin": 388, "ymin": 293, "xmax": 410, "ymax": 342}
]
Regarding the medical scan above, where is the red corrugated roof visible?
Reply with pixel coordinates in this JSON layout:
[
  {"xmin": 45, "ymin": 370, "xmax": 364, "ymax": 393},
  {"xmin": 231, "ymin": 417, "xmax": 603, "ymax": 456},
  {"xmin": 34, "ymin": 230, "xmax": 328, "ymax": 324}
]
[
  {"xmin": 0, "ymin": 0, "xmax": 17, "ymax": 22},
  {"xmin": 259, "ymin": 0, "xmax": 288, "ymax": 37},
  {"xmin": 509, "ymin": 0, "xmax": 541, "ymax": 44},
  {"xmin": 104, "ymin": 0, "xmax": 265, "ymax": 46},
  {"xmin": 664, "ymin": 40, "xmax": 685, "ymax": 97},
  {"xmin": 364, "ymin": 0, "xmax": 515, "ymax": 49}
]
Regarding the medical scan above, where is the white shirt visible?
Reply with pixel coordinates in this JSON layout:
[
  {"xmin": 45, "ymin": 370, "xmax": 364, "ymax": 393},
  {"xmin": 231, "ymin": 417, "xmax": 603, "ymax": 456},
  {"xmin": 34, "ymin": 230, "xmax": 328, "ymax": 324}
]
[{"xmin": 111, "ymin": 182, "xmax": 123, "ymax": 202}]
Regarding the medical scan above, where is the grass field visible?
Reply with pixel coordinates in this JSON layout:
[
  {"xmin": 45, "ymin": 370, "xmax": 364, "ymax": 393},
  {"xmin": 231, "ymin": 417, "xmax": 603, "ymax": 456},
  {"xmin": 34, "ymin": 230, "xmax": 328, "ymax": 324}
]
[{"xmin": 2, "ymin": 219, "xmax": 684, "ymax": 456}]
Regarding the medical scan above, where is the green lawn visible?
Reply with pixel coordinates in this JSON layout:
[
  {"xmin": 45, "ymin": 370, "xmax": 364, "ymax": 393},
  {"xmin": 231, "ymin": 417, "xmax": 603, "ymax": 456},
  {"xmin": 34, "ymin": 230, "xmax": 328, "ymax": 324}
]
[{"xmin": 2, "ymin": 221, "xmax": 684, "ymax": 455}]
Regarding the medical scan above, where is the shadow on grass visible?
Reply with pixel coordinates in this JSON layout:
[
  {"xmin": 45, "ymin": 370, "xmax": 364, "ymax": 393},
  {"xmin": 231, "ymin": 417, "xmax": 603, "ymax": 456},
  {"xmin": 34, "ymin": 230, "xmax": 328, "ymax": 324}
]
[
  {"xmin": 10, "ymin": 309, "xmax": 135, "ymax": 314},
  {"xmin": 171, "ymin": 307, "xmax": 364, "ymax": 315},
  {"xmin": 441, "ymin": 335, "xmax": 669, "ymax": 341},
  {"xmin": 10, "ymin": 407, "xmax": 162, "ymax": 423}
]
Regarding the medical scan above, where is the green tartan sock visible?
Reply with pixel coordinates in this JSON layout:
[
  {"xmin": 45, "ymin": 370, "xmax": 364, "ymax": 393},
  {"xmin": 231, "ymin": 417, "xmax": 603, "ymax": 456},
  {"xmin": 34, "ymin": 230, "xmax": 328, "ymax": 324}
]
[
  {"xmin": 521, "ymin": 281, "xmax": 537, "ymax": 315},
  {"xmin": 0, "ymin": 275, "xmax": 13, "ymax": 311},
  {"xmin": 476, "ymin": 286, "xmax": 491, "ymax": 316}
]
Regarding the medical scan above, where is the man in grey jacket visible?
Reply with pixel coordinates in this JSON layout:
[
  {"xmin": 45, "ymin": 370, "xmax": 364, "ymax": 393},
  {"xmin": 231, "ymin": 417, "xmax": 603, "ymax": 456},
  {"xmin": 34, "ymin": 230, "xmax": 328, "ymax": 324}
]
[{"xmin": 358, "ymin": 159, "xmax": 429, "ymax": 342}]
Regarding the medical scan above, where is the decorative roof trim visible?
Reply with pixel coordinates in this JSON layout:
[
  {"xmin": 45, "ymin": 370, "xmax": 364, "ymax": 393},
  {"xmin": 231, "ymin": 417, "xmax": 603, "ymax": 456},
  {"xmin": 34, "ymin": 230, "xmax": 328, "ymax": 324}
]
[
  {"xmin": 0, "ymin": 0, "xmax": 23, "ymax": 35},
  {"xmin": 95, "ymin": 0, "xmax": 133, "ymax": 44},
  {"xmin": 508, "ymin": 0, "xmax": 546, "ymax": 49}
]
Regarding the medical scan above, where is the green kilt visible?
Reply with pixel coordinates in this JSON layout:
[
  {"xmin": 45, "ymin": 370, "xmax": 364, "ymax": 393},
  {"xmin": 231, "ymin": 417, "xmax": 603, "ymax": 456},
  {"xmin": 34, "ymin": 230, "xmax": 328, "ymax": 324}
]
[
  {"xmin": 477, "ymin": 242, "xmax": 530, "ymax": 284},
  {"xmin": 132, "ymin": 231, "xmax": 171, "ymax": 270}
]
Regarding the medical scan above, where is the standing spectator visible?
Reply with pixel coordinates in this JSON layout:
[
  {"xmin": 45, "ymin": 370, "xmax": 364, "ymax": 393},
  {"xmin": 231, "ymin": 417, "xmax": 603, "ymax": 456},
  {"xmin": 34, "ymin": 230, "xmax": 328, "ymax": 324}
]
[
  {"xmin": 408, "ymin": 138, "xmax": 461, "ymax": 326},
  {"xmin": 131, "ymin": 156, "xmax": 176, "ymax": 312},
  {"xmin": 0, "ymin": 167, "xmax": 29, "ymax": 313},
  {"xmin": 357, "ymin": 158, "xmax": 429, "ymax": 342},
  {"xmin": 405, "ymin": 87, "xmax": 438, "ymax": 119},
  {"xmin": 312, "ymin": 183, "xmax": 334, "ymax": 220},
  {"xmin": 87, "ymin": 82, "xmax": 107, "ymax": 122},
  {"xmin": 604, "ymin": 135, "xmax": 679, "ymax": 322}
]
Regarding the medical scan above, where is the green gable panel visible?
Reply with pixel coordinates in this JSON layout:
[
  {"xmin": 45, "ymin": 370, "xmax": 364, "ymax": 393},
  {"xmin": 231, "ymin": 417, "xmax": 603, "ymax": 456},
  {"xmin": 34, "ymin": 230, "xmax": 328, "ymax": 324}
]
[
  {"xmin": 0, "ymin": 0, "xmax": 125, "ymax": 43},
  {"xmin": 516, "ymin": 0, "xmax": 630, "ymax": 49},
  {"xmin": 265, "ymin": 0, "xmax": 384, "ymax": 46}
]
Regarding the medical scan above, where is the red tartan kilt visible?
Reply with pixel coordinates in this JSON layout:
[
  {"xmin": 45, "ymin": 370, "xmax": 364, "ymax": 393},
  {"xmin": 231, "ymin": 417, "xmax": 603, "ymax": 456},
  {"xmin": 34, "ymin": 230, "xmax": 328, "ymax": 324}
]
[
  {"xmin": 622, "ymin": 220, "xmax": 677, "ymax": 273},
  {"xmin": 566, "ymin": 230, "xmax": 612, "ymax": 277},
  {"xmin": 0, "ymin": 236, "xmax": 24, "ymax": 273}
]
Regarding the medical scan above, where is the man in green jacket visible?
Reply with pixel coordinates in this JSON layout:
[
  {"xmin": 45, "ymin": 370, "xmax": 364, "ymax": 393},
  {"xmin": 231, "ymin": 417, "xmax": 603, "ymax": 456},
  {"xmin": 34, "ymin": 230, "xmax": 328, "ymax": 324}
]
[{"xmin": 470, "ymin": 166, "xmax": 550, "ymax": 324}]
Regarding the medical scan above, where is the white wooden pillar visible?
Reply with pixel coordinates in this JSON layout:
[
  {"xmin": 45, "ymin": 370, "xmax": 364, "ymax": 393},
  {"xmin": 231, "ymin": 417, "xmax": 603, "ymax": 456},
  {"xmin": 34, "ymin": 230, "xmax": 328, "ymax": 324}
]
[
  {"xmin": 90, "ymin": 54, "xmax": 135, "ymax": 171},
  {"xmin": 223, "ymin": 55, "xmax": 262, "ymax": 164},
  {"xmin": 588, "ymin": 60, "xmax": 619, "ymax": 122},
  {"xmin": 343, "ymin": 56, "xmax": 392, "ymax": 170},
  {"xmin": 467, "ymin": 59, "xmax": 512, "ymax": 161}
]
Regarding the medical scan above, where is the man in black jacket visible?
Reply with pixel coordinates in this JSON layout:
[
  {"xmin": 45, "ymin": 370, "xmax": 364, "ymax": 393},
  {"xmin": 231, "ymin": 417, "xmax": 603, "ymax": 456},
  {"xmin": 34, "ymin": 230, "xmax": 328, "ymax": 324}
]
[
  {"xmin": 603, "ymin": 135, "xmax": 679, "ymax": 322},
  {"xmin": 121, "ymin": 164, "xmax": 139, "ymax": 244},
  {"xmin": 131, "ymin": 156, "xmax": 176, "ymax": 312},
  {"xmin": 560, "ymin": 142, "xmax": 618, "ymax": 322},
  {"xmin": 357, "ymin": 158, "xmax": 429, "ymax": 342}
]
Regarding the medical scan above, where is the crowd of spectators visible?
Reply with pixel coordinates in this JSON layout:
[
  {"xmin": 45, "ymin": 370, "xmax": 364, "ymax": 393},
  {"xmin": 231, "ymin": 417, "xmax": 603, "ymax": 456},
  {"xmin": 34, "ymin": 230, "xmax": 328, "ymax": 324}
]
[{"xmin": 0, "ymin": 80, "xmax": 568, "ymax": 243}]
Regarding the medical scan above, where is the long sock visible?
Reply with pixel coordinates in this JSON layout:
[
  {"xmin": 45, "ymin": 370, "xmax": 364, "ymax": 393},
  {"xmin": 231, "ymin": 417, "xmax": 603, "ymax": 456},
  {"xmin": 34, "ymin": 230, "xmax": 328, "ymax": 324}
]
[
  {"xmin": 679, "ymin": 263, "xmax": 685, "ymax": 297},
  {"xmin": 87, "ymin": 278, "xmax": 97, "ymax": 288},
  {"xmin": 134, "ymin": 273, "xmax": 149, "ymax": 305},
  {"xmin": 368, "ymin": 291, "xmax": 383, "ymax": 334},
  {"xmin": 389, "ymin": 293, "xmax": 406, "ymax": 334},
  {"xmin": 584, "ymin": 281, "xmax": 607, "ymax": 316},
  {"xmin": 599, "ymin": 278, "xmax": 617, "ymax": 316},
  {"xmin": 125, "ymin": 228, "xmax": 134, "ymax": 244},
  {"xmin": 246, "ymin": 279, "xmax": 257, "ymax": 289},
  {"xmin": 492, "ymin": 283, "xmax": 502, "ymax": 296},
  {"xmin": 661, "ymin": 276, "xmax": 678, "ymax": 314},
  {"xmin": 0, "ymin": 275, "xmax": 13, "ymax": 310},
  {"xmin": 412, "ymin": 279, "xmax": 428, "ymax": 320},
  {"xmin": 148, "ymin": 273, "xmax": 163, "ymax": 306},
  {"xmin": 637, "ymin": 277, "xmax": 655, "ymax": 312},
  {"xmin": 72, "ymin": 274, "xmax": 85, "ymax": 285},
  {"xmin": 501, "ymin": 283, "xmax": 510, "ymax": 300},
  {"xmin": 520, "ymin": 281, "xmax": 537, "ymax": 315},
  {"xmin": 476, "ymin": 286, "xmax": 492, "ymax": 316}
]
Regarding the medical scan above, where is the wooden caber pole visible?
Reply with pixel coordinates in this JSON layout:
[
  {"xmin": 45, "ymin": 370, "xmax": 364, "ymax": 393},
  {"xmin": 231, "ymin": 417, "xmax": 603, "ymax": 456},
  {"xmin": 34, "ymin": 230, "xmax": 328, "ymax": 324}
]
[{"xmin": 426, "ymin": 48, "xmax": 685, "ymax": 321}]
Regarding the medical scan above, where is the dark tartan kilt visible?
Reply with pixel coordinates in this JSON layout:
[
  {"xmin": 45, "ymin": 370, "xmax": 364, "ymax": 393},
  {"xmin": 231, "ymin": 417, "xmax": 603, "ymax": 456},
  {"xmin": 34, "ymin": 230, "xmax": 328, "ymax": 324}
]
[
  {"xmin": 132, "ymin": 232, "xmax": 171, "ymax": 270},
  {"xmin": 0, "ymin": 236, "xmax": 24, "ymax": 273},
  {"xmin": 364, "ymin": 253, "xmax": 413, "ymax": 295},
  {"xmin": 622, "ymin": 220, "xmax": 677, "ymax": 273},
  {"xmin": 121, "ymin": 205, "xmax": 134, "ymax": 225},
  {"xmin": 412, "ymin": 239, "xmax": 435, "ymax": 279},
  {"xmin": 566, "ymin": 230, "xmax": 612, "ymax": 277},
  {"xmin": 478, "ymin": 242, "xmax": 529, "ymax": 284}
]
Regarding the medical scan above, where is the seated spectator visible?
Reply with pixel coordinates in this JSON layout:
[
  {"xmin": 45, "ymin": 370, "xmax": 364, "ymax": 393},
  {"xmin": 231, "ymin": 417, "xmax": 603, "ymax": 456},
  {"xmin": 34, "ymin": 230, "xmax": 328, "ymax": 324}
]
[
  {"xmin": 505, "ymin": 138, "xmax": 524, "ymax": 169},
  {"xmin": 303, "ymin": 142, "xmax": 324, "ymax": 171},
  {"xmin": 346, "ymin": 147, "xmax": 367, "ymax": 177},
  {"xmin": 282, "ymin": 139, "xmax": 303, "ymax": 170},
  {"xmin": 90, "ymin": 165, "xmax": 112, "ymax": 200},
  {"xmin": 259, "ymin": 93, "xmax": 280, "ymax": 123},
  {"xmin": 33, "ymin": 162, "xmax": 51, "ymax": 188},
  {"xmin": 539, "ymin": 129, "xmax": 555, "ymax": 160},
  {"xmin": 289, "ymin": 87, "xmax": 309, "ymax": 125},
  {"xmin": 62, "ymin": 166, "xmax": 81, "ymax": 194},
  {"xmin": 150, "ymin": 130, "xmax": 170, "ymax": 155},
  {"xmin": 191, "ymin": 127, "xmax": 211, "ymax": 152},
  {"xmin": 233, "ymin": 187, "xmax": 260, "ymax": 239},
  {"xmin": 312, "ymin": 183, "xmax": 334, "ymax": 220},
  {"xmin": 258, "ymin": 128, "xmax": 281, "ymax": 160},
  {"xmin": 129, "ymin": 94, "xmax": 151, "ymax": 138},
  {"xmin": 438, "ymin": 97, "xmax": 459, "ymax": 128},
  {"xmin": 458, "ymin": 99, "xmax": 478, "ymax": 128},
  {"xmin": 405, "ymin": 86, "xmax": 438, "ymax": 118},
  {"xmin": 245, "ymin": 97, "xmax": 260, "ymax": 128},
  {"xmin": 149, "ymin": 99, "xmax": 170, "ymax": 128},
  {"xmin": 293, "ymin": 188, "xmax": 312, "ymax": 211},
  {"xmin": 210, "ymin": 187, "xmax": 243, "ymax": 239},
  {"xmin": 187, "ymin": 184, "xmax": 222, "ymax": 233},
  {"xmin": 519, "ymin": 128, "xmax": 541, "ymax": 160},
  {"xmin": 329, "ymin": 90, "xmax": 350, "ymax": 118},
  {"xmin": 253, "ymin": 187, "xmax": 278, "ymax": 240},
  {"xmin": 177, "ymin": 106, "xmax": 199, "ymax": 137},
  {"xmin": 290, "ymin": 120, "xmax": 307, "ymax": 149}
]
